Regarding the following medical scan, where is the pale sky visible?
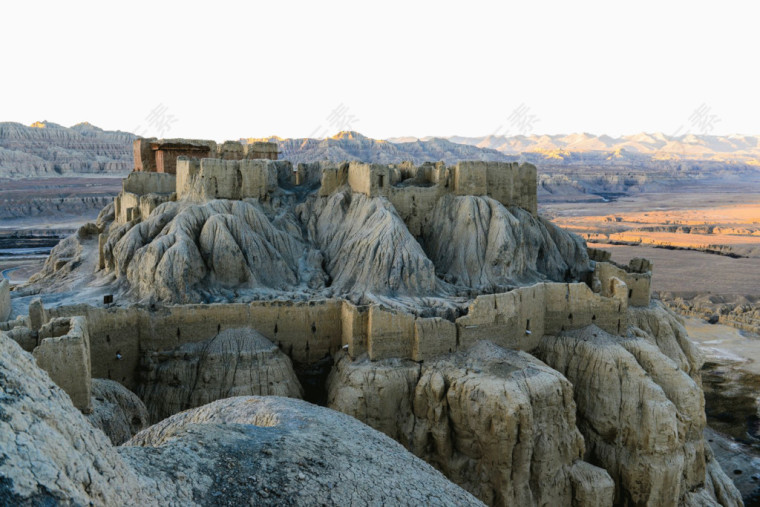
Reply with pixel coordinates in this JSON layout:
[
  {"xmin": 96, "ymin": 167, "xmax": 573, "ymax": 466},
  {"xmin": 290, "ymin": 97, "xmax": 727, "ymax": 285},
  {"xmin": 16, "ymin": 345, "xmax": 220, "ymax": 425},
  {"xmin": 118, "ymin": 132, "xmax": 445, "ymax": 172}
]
[{"xmin": 2, "ymin": 0, "xmax": 757, "ymax": 141}]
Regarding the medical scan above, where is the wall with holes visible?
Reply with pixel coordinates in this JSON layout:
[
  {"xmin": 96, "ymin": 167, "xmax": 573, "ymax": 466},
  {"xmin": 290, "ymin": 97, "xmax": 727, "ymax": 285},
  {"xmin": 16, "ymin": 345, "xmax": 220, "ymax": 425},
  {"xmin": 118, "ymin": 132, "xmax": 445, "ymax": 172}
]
[
  {"xmin": 38, "ymin": 274, "xmax": 638, "ymax": 390},
  {"xmin": 44, "ymin": 300, "xmax": 343, "ymax": 391}
]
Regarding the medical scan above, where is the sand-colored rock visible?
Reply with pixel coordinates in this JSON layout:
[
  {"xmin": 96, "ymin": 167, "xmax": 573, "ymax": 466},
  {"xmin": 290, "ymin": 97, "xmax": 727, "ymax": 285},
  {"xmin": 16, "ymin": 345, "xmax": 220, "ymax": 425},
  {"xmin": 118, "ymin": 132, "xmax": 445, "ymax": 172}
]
[
  {"xmin": 327, "ymin": 342, "xmax": 614, "ymax": 506},
  {"xmin": 0, "ymin": 333, "xmax": 481, "ymax": 505},
  {"xmin": 303, "ymin": 190, "xmax": 440, "ymax": 297},
  {"xmin": 424, "ymin": 195, "xmax": 589, "ymax": 290},
  {"xmin": 87, "ymin": 378, "xmax": 149, "ymax": 445},
  {"xmin": 536, "ymin": 324, "xmax": 740, "ymax": 506},
  {"xmin": 104, "ymin": 199, "xmax": 326, "ymax": 302},
  {"xmin": 138, "ymin": 327, "xmax": 304, "ymax": 422},
  {"xmin": 628, "ymin": 302, "xmax": 704, "ymax": 378}
]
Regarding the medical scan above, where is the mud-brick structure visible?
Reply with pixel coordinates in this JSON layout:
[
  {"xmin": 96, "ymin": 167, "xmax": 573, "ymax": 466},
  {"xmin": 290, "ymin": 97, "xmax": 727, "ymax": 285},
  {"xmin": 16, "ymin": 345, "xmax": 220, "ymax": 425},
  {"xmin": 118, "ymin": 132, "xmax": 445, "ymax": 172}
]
[
  {"xmin": 133, "ymin": 138, "xmax": 278, "ymax": 175},
  {"xmin": 15, "ymin": 136, "xmax": 653, "ymax": 411}
]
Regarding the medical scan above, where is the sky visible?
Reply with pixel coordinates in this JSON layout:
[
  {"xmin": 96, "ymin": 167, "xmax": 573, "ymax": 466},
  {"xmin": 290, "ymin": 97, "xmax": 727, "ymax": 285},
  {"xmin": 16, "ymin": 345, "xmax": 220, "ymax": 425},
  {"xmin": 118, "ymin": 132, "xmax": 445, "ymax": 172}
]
[{"xmin": 2, "ymin": 0, "xmax": 758, "ymax": 141}]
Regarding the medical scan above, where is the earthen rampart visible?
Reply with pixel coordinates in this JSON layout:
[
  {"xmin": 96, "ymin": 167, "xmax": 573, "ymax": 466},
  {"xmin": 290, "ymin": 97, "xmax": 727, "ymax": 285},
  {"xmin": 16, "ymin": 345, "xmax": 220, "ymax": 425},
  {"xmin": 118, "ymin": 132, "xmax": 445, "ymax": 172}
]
[{"xmin": 31, "ymin": 261, "xmax": 650, "ymax": 392}]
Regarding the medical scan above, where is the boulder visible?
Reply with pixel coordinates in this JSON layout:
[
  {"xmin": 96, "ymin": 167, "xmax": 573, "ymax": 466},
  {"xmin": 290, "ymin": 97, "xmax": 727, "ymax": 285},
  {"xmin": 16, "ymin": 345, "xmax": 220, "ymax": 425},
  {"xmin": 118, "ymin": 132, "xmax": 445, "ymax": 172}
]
[{"xmin": 87, "ymin": 379, "xmax": 150, "ymax": 445}]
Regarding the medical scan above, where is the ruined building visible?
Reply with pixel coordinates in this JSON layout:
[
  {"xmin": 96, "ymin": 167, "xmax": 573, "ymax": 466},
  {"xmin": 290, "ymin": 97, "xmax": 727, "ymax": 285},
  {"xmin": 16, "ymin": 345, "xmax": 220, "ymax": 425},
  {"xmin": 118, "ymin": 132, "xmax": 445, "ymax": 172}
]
[{"xmin": 8, "ymin": 137, "xmax": 651, "ymax": 407}]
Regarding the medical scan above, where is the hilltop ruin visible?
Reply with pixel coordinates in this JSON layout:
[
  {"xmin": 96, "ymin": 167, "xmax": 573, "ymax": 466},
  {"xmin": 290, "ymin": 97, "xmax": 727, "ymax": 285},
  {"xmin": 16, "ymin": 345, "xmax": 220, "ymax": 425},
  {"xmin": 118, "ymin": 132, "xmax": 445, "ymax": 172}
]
[{"xmin": 3, "ymin": 136, "xmax": 741, "ymax": 507}]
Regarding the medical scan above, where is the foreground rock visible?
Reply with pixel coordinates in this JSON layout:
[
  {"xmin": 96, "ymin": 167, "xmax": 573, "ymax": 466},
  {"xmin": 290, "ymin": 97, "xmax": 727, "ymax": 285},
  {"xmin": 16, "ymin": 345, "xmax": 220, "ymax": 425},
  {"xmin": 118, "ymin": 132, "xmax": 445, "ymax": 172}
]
[
  {"xmin": 87, "ymin": 378, "xmax": 150, "ymax": 445},
  {"xmin": 328, "ymin": 342, "xmax": 615, "ymax": 506},
  {"xmin": 138, "ymin": 328, "xmax": 304, "ymax": 423},
  {"xmin": 0, "ymin": 332, "xmax": 144, "ymax": 505},
  {"xmin": 0, "ymin": 334, "xmax": 481, "ymax": 505}
]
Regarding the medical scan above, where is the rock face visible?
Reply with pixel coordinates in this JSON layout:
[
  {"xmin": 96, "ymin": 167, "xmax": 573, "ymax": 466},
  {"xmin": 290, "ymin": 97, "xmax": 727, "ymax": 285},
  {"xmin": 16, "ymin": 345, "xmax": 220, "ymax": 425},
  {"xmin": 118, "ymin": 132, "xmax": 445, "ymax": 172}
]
[
  {"xmin": 304, "ymin": 191, "xmax": 440, "ymax": 297},
  {"xmin": 0, "ymin": 121, "xmax": 134, "ymax": 178},
  {"xmin": 87, "ymin": 378, "xmax": 150, "ymax": 445},
  {"xmin": 327, "ymin": 342, "xmax": 615, "ymax": 506},
  {"xmin": 0, "ymin": 278, "xmax": 9, "ymax": 321},
  {"xmin": 0, "ymin": 334, "xmax": 481, "ymax": 505},
  {"xmin": 424, "ymin": 195, "xmax": 589, "ymax": 290},
  {"xmin": 88, "ymin": 188, "xmax": 589, "ymax": 306},
  {"xmin": 103, "ymin": 199, "xmax": 326, "ymax": 303},
  {"xmin": 138, "ymin": 328, "xmax": 304, "ymax": 422},
  {"xmin": 535, "ymin": 309, "xmax": 742, "ymax": 506},
  {"xmin": 327, "ymin": 304, "xmax": 742, "ymax": 507}
]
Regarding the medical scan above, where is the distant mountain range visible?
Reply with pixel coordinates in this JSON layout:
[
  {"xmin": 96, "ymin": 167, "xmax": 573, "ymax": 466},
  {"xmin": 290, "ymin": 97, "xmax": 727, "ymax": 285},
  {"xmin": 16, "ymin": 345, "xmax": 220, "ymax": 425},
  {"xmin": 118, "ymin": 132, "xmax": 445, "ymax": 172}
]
[
  {"xmin": 245, "ymin": 131, "xmax": 510, "ymax": 165},
  {"xmin": 390, "ymin": 132, "xmax": 760, "ymax": 165},
  {"xmin": 0, "ymin": 121, "xmax": 135, "ymax": 178}
]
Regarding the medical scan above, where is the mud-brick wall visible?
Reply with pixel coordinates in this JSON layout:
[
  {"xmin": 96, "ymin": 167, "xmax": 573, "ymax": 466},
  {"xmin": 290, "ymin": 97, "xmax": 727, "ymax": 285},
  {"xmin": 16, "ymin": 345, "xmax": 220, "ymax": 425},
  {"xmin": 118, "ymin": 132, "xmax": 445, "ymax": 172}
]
[
  {"xmin": 387, "ymin": 185, "xmax": 445, "ymax": 237},
  {"xmin": 46, "ymin": 299, "xmax": 343, "ymax": 391},
  {"xmin": 457, "ymin": 284, "xmax": 547, "ymax": 351},
  {"xmin": 543, "ymin": 282, "xmax": 627, "ymax": 336},
  {"xmin": 594, "ymin": 261, "xmax": 651, "ymax": 308}
]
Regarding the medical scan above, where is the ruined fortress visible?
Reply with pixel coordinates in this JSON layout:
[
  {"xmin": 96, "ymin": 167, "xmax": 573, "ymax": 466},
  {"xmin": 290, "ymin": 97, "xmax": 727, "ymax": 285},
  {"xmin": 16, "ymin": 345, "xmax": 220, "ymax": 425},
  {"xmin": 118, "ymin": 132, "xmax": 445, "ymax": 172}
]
[{"xmin": 3, "ymin": 137, "xmax": 652, "ymax": 411}]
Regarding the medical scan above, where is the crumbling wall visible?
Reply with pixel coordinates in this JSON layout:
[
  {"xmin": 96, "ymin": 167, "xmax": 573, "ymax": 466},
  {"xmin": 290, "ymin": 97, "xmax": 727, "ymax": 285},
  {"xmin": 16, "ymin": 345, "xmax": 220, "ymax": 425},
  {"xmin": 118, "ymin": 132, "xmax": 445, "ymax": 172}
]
[
  {"xmin": 366, "ymin": 305, "xmax": 415, "ymax": 360},
  {"xmin": 341, "ymin": 301, "xmax": 368, "ymax": 357},
  {"xmin": 115, "ymin": 172, "xmax": 176, "ymax": 223},
  {"xmin": 33, "ymin": 316, "xmax": 92, "ymax": 413},
  {"xmin": 45, "ymin": 300, "xmax": 343, "ymax": 391},
  {"xmin": 177, "ymin": 158, "xmax": 280, "ymax": 201},
  {"xmin": 122, "ymin": 172, "xmax": 176, "ymax": 195},
  {"xmin": 344, "ymin": 161, "xmax": 537, "ymax": 221},
  {"xmin": 244, "ymin": 141, "xmax": 279, "ymax": 160},
  {"xmin": 36, "ymin": 271, "xmax": 651, "ymax": 389},
  {"xmin": 319, "ymin": 164, "xmax": 349, "ymax": 196},
  {"xmin": 544, "ymin": 282, "xmax": 628, "ymax": 336},
  {"xmin": 452, "ymin": 161, "xmax": 537, "ymax": 214},
  {"xmin": 347, "ymin": 162, "xmax": 400, "ymax": 197},
  {"xmin": 413, "ymin": 317, "xmax": 456, "ymax": 361},
  {"xmin": 457, "ymin": 284, "xmax": 547, "ymax": 351},
  {"xmin": 387, "ymin": 185, "xmax": 445, "ymax": 237},
  {"xmin": 593, "ymin": 260, "xmax": 652, "ymax": 307},
  {"xmin": 133, "ymin": 138, "xmax": 158, "ymax": 172}
]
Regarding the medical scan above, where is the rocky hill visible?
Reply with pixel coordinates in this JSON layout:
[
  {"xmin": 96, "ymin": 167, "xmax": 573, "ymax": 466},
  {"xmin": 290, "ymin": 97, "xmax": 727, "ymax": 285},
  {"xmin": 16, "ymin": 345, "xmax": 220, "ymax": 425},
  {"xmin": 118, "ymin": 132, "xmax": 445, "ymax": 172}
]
[
  {"xmin": 3, "ymin": 158, "xmax": 746, "ymax": 505},
  {"xmin": 0, "ymin": 121, "xmax": 134, "ymax": 177}
]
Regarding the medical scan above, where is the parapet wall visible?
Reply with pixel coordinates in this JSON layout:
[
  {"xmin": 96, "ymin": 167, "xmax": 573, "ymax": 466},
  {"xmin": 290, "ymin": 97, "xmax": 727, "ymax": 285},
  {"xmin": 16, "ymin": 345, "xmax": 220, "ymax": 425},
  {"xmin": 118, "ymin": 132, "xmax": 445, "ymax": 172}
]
[
  {"xmin": 34, "ymin": 268, "xmax": 649, "ymax": 393},
  {"xmin": 593, "ymin": 258, "xmax": 652, "ymax": 307},
  {"xmin": 341, "ymin": 280, "xmax": 630, "ymax": 362},
  {"xmin": 44, "ymin": 299, "xmax": 344, "ymax": 391}
]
